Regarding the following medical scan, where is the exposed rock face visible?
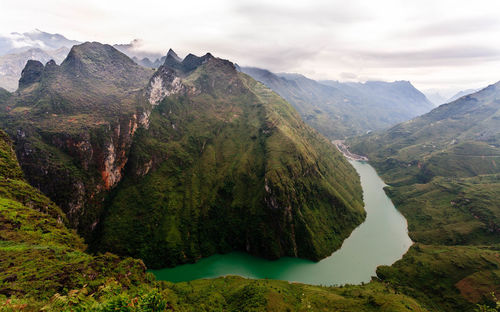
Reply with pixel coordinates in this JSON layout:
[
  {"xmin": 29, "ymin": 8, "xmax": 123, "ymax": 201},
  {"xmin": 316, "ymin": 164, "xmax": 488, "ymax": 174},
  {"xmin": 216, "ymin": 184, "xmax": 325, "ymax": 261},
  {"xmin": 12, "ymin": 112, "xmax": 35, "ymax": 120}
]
[
  {"xmin": 99, "ymin": 116, "xmax": 139, "ymax": 190},
  {"xmin": 146, "ymin": 70, "xmax": 184, "ymax": 106},
  {"xmin": 1, "ymin": 42, "xmax": 153, "ymax": 237},
  {"xmin": 1, "ymin": 44, "xmax": 365, "ymax": 270},
  {"xmin": 18, "ymin": 60, "xmax": 44, "ymax": 88},
  {"xmin": 14, "ymin": 114, "xmax": 141, "ymax": 231},
  {"xmin": 96, "ymin": 54, "xmax": 365, "ymax": 268}
]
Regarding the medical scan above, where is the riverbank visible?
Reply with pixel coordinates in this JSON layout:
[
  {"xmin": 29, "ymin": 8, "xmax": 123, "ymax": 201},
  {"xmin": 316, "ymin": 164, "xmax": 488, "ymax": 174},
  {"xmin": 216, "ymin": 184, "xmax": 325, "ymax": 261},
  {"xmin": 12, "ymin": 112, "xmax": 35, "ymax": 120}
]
[{"xmin": 333, "ymin": 140, "xmax": 368, "ymax": 161}]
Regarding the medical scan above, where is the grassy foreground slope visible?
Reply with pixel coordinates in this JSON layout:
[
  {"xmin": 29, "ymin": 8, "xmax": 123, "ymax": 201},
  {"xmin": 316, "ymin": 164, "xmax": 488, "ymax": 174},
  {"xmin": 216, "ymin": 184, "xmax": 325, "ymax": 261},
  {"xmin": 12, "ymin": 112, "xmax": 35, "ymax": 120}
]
[
  {"xmin": 97, "ymin": 55, "xmax": 365, "ymax": 268},
  {"xmin": 0, "ymin": 128, "xmax": 427, "ymax": 311},
  {"xmin": 349, "ymin": 82, "xmax": 500, "ymax": 311},
  {"xmin": 0, "ymin": 129, "xmax": 156, "ymax": 311}
]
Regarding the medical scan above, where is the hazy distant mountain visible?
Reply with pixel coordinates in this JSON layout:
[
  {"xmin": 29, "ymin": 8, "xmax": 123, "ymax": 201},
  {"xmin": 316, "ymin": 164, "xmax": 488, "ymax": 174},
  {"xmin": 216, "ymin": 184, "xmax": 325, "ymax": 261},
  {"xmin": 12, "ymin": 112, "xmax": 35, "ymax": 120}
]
[
  {"xmin": 424, "ymin": 91, "xmax": 447, "ymax": 106},
  {"xmin": 447, "ymin": 88, "xmax": 480, "ymax": 103},
  {"xmin": 351, "ymin": 81, "xmax": 500, "ymax": 181},
  {"xmin": 241, "ymin": 67, "xmax": 434, "ymax": 139},
  {"xmin": 0, "ymin": 29, "xmax": 79, "ymax": 55},
  {"xmin": 113, "ymin": 39, "xmax": 163, "ymax": 66},
  {"xmin": 0, "ymin": 46, "xmax": 70, "ymax": 91},
  {"xmin": 0, "ymin": 30, "xmax": 79, "ymax": 91}
]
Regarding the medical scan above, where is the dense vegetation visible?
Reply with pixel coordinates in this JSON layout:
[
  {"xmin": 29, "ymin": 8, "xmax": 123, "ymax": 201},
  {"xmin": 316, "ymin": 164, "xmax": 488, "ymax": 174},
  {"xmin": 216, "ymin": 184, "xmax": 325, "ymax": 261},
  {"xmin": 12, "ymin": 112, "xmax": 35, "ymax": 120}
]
[
  {"xmin": 2, "ymin": 40, "xmax": 499, "ymax": 311},
  {"xmin": 0, "ymin": 127, "xmax": 427, "ymax": 311},
  {"xmin": 241, "ymin": 67, "xmax": 434, "ymax": 139},
  {"xmin": 0, "ymin": 43, "xmax": 365, "ymax": 269},
  {"xmin": 96, "ymin": 54, "xmax": 365, "ymax": 268},
  {"xmin": 349, "ymin": 82, "xmax": 500, "ymax": 311},
  {"xmin": 0, "ymin": 129, "xmax": 155, "ymax": 311},
  {"xmin": 0, "ymin": 42, "xmax": 154, "ymax": 240},
  {"xmin": 0, "ymin": 88, "xmax": 9, "ymax": 103},
  {"xmin": 377, "ymin": 244, "xmax": 500, "ymax": 311}
]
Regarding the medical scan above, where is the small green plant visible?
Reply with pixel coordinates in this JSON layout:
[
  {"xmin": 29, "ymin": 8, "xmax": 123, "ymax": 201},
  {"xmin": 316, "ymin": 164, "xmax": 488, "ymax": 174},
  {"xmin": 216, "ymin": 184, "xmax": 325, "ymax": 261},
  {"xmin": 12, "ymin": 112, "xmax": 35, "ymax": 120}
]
[{"xmin": 475, "ymin": 293, "xmax": 500, "ymax": 312}]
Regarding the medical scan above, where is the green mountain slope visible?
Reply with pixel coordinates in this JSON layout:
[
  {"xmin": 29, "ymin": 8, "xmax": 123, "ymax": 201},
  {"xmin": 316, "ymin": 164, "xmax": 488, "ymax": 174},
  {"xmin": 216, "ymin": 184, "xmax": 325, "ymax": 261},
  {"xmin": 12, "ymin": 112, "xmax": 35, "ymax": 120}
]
[
  {"xmin": 0, "ymin": 42, "xmax": 154, "ymax": 238},
  {"xmin": 0, "ymin": 129, "xmax": 155, "ymax": 311},
  {"xmin": 0, "ymin": 87, "xmax": 10, "ymax": 103},
  {"xmin": 0, "ymin": 43, "xmax": 365, "ymax": 268},
  {"xmin": 97, "ymin": 53, "xmax": 365, "ymax": 268},
  {"xmin": 349, "ymin": 82, "xmax": 500, "ymax": 311},
  {"xmin": 349, "ymin": 82, "xmax": 500, "ymax": 244},
  {"xmin": 241, "ymin": 67, "xmax": 434, "ymax": 139},
  {"xmin": 0, "ymin": 78, "xmax": 424, "ymax": 312}
]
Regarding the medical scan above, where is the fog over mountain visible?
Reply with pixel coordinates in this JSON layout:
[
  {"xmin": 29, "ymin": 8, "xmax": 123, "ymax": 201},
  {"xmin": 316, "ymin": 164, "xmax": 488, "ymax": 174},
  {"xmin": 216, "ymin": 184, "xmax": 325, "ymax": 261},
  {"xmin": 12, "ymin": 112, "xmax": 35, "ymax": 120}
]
[
  {"xmin": 0, "ymin": 29, "xmax": 79, "ymax": 55},
  {"xmin": 113, "ymin": 39, "xmax": 164, "ymax": 65},
  {"xmin": 447, "ymin": 88, "xmax": 480, "ymax": 103},
  {"xmin": 424, "ymin": 92, "xmax": 447, "ymax": 106},
  {"xmin": 0, "ymin": 30, "xmax": 79, "ymax": 91}
]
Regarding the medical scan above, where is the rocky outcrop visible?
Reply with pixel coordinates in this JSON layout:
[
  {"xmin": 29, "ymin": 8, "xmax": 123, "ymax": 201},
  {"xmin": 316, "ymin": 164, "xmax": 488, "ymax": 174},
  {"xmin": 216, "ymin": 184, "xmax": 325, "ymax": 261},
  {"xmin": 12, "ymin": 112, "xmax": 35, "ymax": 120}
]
[
  {"xmin": 13, "ymin": 112, "xmax": 141, "ymax": 234},
  {"xmin": 18, "ymin": 60, "xmax": 44, "ymax": 88},
  {"xmin": 96, "ymin": 54, "xmax": 365, "ymax": 268},
  {"xmin": 3, "ymin": 45, "xmax": 365, "ymax": 270},
  {"xmin": 2, "ymin": 42, "xmax": 153, "ymax": 237},
  {"xmin": 146, "ymin": 68, "xmax": 184, "ymax": 106}
]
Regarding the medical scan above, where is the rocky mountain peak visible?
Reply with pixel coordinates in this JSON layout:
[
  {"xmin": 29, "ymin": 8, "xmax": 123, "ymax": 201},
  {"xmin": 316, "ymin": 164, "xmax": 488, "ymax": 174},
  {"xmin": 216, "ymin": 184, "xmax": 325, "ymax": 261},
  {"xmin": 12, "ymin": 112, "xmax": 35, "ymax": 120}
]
[
  {"xmin": 166, "ymin": 49, "xmax": 182, "ymax": 63},
  {"xmin": 18, "ymin": 59, "xmax": 44, "ymax": 88},
  {"xmin": 55, "ymin": 42, "xmax": 152, "ymax": 92},
  {"xmin": 181, "ymin": 52, "xmax": 214, "ymax": 72},
  {"xmin": 62, "ymin": 42, "xmax": 136, "ymax": 70},
  {"xmin": 45, "ymin": 59, "xmax": 57, "ymax": 67}
]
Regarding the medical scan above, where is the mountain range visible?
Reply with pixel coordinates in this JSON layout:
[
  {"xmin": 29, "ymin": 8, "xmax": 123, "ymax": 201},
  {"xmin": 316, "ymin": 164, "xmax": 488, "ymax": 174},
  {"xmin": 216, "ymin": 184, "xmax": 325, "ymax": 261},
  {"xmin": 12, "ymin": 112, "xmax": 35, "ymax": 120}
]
[
  {"xmin": 0, "ymin": 42, "xmax": 365, "ymax": 269},
  {"xmin": 0, "ymin": 31, "xmax": 166, "ymax": 91},
  {"xmin": 0, "ymin": 123, "xmax": 424, "ymax": 310},
  {"xmin": 0, "ymin": 30, "xmax": 499, "ymax": 312},
  {"xmin": 0, "ymin": 30, "xmax": 80, "ymax": 91},
  {"xmin": 0, "ymin": 39, "xmax": 430, "ymax": 312},
  {"xmin": 0, "ymin": 29, "xmax": 79, "ymax": 55},
  {"xmin": 1, "ymin": 30, "xmax": 437, "ymax": 140},
  {"xmin": 241, "ymin": 67, "xmax": 435, "ymax": 139}
]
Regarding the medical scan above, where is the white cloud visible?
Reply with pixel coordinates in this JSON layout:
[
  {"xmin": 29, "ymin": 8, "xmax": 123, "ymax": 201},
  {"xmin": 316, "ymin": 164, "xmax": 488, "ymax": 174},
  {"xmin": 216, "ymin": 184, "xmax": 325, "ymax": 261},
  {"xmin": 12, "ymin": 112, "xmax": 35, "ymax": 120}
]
[{"xmin": 1, "ymin": 0, "xmax": 499, "ymax": 93}]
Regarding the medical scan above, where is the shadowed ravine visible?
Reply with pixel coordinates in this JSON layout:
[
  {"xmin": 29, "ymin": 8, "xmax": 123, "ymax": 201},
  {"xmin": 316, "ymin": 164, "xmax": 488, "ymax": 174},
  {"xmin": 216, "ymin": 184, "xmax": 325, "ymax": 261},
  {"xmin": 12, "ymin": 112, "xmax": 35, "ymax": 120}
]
[{"xmin": 151, "ymin": 160, "xmax": 413, "ymax": 285}]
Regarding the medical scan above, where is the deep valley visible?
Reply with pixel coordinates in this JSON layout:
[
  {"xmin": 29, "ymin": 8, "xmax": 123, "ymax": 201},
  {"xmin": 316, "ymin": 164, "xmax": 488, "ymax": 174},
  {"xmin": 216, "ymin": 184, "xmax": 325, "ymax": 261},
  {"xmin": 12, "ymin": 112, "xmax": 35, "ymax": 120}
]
[{"xmin": 0, "ymin": 20, "xmax": 499, "ymax": 312}]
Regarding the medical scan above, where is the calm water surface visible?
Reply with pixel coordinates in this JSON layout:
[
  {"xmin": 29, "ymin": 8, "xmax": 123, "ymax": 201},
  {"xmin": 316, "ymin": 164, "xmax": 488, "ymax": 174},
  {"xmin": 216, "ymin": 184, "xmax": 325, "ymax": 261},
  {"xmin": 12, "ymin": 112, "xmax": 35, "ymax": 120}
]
[{"xmin": 151, "ymin": 161, "xmax": 412, "ymax": 285}]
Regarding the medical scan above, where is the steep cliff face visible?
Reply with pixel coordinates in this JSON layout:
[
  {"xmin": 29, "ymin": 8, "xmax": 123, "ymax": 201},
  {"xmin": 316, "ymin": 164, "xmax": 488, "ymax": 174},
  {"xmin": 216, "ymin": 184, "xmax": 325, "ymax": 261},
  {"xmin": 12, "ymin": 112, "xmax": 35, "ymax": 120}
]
[
  {"xmin": 97, "ymin": 53, "xmax": 365, "ymax": 268},
  {"xmin": 18, "ymin": 59, "xmax": 44, "ymax": 88},
  {"xmin": 0, "ymin": 44, "xmax": 365, "ymax": 268},
  {"xmin": 13, "ymin": 115, "xmax": 141, "ymax": 231},
  {"xmin": 0, "ymin": 124, "xmax": 423, "ymax": 312},
  {"xmin": 0, "ymin": 42, "xmax": 153, "ymax": 237}
]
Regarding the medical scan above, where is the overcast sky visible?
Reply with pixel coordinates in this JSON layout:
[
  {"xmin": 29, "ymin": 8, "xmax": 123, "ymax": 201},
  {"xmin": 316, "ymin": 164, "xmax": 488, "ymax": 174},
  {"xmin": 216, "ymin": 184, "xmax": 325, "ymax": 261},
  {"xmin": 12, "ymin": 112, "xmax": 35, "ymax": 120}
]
[{"xmin": 1, "ymin": 0, "xmax": 499, "ymax": 96}]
